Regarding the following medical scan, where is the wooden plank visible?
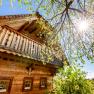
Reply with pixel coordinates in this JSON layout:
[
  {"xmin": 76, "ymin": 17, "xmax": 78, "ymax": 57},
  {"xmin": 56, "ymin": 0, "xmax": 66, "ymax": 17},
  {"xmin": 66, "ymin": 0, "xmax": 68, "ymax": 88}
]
[
  {"xmin": 0, "ymin": 28, "xmax": 7, "ymax": 44},
  {"xmin": 22, "ymin": 38, "xmax": 26, "ymax": 53},
  {"xmin": 17, "ymin": 36, "xmax": 23, "ymax": 52},
  {"xmin": 28, "ymin": 41, "xmax": 31, "ymax": 55},
  {"xmin": 6, "ymin": 32, "xmax": 14, "ymax": 48},
  {"xmin": 1, "ymin": 30, "xmax": 10, "ymax": 46},
  {"xmin": 15, "ymin": 35, "xmax": 20, "ymax": 50},
  {"xmin": 10, "ymin": 33, "xmax": 17, "ymax": 49},
  {"xmin": 30, "ymin": 41, "xmax": 33, "ymax": 57},
  {"xmin": 25, "ymin": 39, "xmax": 28, "ymax": 54}
]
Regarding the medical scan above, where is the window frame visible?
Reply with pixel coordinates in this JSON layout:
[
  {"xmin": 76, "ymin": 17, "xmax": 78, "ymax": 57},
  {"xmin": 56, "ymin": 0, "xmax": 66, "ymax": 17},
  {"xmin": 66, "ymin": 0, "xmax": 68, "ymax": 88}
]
[
  {"xmin": 22, "ymin": 77, "xmax": 33, "ymax": 92},
  {"xmin": 39, "ymin": 77, "xmax": 47, "ymax": 89},
  {"xmin": 0, "ymin": 76, "xmax": 13, "ymax": 94}
]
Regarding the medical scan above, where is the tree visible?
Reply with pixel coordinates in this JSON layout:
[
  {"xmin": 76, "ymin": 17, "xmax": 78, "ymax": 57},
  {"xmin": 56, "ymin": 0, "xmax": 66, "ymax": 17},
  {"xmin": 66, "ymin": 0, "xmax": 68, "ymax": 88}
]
[
  {"xmin": 12, "ymin": 0, "xmax": 94, "ymax": 64},
  {"xmin": 51, "ymin": 64, "xmax": 92, "ymax": 94},
  {"xmin": 0, "ymin": 0, "xmax": 94, "ymax": 63}
]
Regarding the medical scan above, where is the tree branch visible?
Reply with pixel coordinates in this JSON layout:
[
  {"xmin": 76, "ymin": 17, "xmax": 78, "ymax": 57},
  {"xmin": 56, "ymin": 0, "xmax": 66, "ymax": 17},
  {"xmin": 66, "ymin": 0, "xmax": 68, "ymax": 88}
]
[{"xmin": 36, "ymin": 0, "xmax": 44, "ymax": 12}]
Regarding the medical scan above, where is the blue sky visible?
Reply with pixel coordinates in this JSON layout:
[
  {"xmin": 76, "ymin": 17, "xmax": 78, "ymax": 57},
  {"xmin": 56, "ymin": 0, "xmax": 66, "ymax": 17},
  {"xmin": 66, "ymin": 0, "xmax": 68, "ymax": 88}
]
[
  {"xmin": 0, "ymin": 0, "xmax": 94, "ymax": 79},
  {"xmin": 0, "ymin": 0, "xmax": 31, "ymax": 15},
  {"xmin": 79, "ymin": 57, "xmax": 94, "ymax": 79}
]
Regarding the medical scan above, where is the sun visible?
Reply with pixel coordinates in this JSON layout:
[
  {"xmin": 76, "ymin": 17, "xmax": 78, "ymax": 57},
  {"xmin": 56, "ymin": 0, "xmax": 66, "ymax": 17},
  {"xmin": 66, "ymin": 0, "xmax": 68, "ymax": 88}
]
[
  {"xmin": 73, "ymin": 16, "xmax": 91, "ymax": 35},
  {"xmin": 78, "ymin": 18, "xmax": 89, "ymax": 32}
]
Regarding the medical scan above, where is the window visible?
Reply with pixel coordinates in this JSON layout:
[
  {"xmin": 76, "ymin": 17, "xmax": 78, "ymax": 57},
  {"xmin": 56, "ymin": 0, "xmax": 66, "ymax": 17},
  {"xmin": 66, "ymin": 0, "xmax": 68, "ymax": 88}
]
[
  {"xmin": 22, "ymin": 77, "xmax": 33, "ymax": 92},
  {"xmin": 40, "ymin": 77, "xmax": 47, "ymax": 89},
  {"xmin": 0, "ymin": 77, "xmax": 13, "ymax": 93}
]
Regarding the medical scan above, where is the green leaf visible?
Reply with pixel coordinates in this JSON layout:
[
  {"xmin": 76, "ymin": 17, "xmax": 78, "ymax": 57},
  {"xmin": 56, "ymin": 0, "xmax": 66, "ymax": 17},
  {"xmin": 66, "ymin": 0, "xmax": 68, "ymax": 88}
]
[
  {"xmin": 24, "ymin": 0, "xmax": 30, "ymax": 5},
  {"xmin": 50, "ymin": 0, "xmax": 56, "ymax": 5},
  {"xmin": 18, "ymin": 0, "xmax": 22, "ymax": 3}
]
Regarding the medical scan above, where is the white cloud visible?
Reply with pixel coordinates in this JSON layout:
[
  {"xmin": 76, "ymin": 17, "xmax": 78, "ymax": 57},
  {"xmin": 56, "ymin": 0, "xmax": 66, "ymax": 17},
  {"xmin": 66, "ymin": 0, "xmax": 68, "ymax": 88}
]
[{"xmin": 86, "ymin": 72, "xmax": 94, "ymax": 79}]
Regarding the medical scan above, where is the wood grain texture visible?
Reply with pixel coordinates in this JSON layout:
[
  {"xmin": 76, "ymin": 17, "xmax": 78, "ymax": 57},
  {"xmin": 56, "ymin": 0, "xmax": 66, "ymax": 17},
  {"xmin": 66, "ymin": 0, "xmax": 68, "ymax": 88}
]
[{"xmin": 0, "ymin": 52, "xmax": 54, "ymax": 94}]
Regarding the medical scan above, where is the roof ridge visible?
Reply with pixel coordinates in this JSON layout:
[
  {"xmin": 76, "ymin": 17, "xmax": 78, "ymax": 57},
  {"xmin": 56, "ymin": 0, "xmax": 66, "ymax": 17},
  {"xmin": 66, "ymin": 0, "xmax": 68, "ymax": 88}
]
[{"xmin": 0, "ymin": 14, "xmax": 32, "ymax": 19}]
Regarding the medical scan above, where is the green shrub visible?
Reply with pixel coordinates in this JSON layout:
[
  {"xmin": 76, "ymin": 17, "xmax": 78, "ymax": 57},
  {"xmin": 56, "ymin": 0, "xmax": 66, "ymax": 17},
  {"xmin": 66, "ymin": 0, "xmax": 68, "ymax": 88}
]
[{"xmin": 50, "ymin": 64, "xmax": 93, "ymax": 94}]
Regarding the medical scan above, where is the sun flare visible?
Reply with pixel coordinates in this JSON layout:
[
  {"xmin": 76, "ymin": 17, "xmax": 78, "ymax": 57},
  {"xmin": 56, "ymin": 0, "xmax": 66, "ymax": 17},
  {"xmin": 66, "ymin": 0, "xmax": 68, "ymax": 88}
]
[
  {"xmin": 74, "ymin": 17, "xmax": 91, "ymax": 34},
  {"xmin": 78, "ymin": 19, "xmax": 89, "ymax": 32}
]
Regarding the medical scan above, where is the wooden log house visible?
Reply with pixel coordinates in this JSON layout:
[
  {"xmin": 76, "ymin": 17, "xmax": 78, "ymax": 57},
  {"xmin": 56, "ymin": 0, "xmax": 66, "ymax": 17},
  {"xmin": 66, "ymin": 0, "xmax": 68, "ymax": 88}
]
[{"xmin": 0, "ymin": 13, "xmax": 65, "ymax": 94}]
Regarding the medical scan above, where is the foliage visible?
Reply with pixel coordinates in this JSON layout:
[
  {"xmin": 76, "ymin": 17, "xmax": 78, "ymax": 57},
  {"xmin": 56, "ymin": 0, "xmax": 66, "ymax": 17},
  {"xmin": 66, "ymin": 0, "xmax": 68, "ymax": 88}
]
[
  {"xmin": 16, "ymin": 0, "xmax": 94, "ymax": 64},
  {"xmin": 49, "ymin": 64, "xmax": 93, "ymax": 94},
  {"xmin": 88, "ymin": 79, "xmax": 94, "ymax": 94},
  {"xmin": 0, "ymin": 0, "xmax": 94, "ymax": 64}
]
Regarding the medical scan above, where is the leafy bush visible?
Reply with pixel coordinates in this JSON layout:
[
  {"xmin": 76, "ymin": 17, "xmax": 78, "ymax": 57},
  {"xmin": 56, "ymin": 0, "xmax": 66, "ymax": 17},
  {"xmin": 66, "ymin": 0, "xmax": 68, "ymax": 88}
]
[
  {"xmin": 88, "ymin": 79, "xmax": 94, "ymax": 94},
  {"xmin": 50, "ymin": 64, "xmax": 93, "ymax": 94}
]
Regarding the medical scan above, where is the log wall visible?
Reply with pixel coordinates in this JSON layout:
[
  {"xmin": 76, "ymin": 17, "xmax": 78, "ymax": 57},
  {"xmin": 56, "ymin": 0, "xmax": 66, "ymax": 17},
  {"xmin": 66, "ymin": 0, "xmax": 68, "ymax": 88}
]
[{"xmin": 0, "ymin": 52, "xmax": 55, "ymax": 94}]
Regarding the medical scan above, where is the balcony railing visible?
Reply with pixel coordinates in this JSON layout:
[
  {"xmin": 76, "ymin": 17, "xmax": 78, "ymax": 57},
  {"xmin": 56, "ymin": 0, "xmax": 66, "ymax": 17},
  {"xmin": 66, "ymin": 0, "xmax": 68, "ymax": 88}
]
[{"xmin": 0, "ymin": 25, "xmax": 53, "ymax": 61}]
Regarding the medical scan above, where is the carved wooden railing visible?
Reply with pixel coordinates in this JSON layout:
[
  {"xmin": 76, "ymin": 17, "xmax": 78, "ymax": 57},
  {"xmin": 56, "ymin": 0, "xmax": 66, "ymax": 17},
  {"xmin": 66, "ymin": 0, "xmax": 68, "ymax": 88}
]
[{"xmin": 0, "ymin": 25, "xmax": 52, "ymax": 61}]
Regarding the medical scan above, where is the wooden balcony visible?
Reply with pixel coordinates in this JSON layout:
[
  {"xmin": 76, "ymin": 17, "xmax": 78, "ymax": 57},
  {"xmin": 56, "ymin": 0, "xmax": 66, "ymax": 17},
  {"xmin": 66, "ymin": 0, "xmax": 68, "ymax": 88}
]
[{"xmin": 0, "ymin": 25, "xmax": 52, "ymax": 62}]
